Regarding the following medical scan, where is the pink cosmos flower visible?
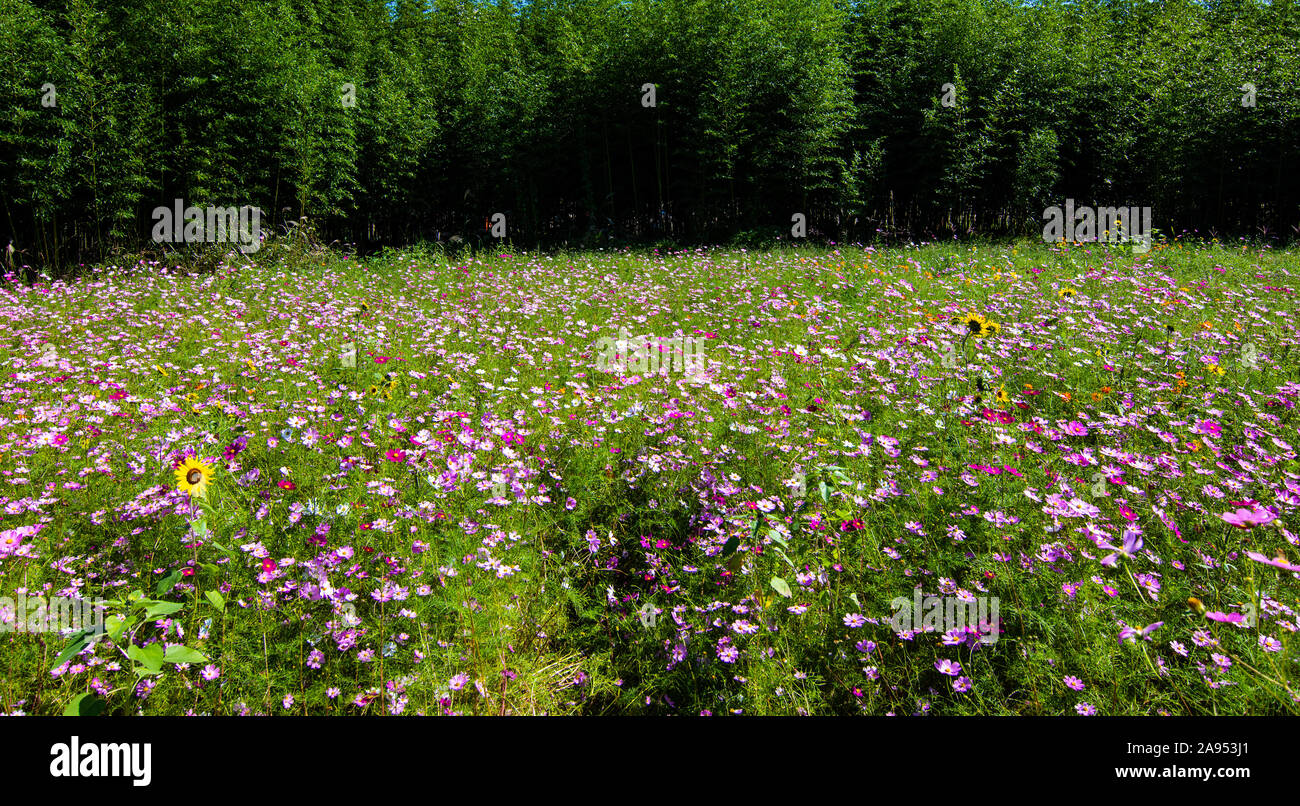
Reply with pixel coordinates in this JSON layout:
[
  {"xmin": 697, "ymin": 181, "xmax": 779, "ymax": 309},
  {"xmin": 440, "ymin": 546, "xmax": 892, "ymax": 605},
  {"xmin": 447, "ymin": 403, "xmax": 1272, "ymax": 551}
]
[
  {"xmin": 386, "ymin": 449, "xmax": 407, "ymax": 463},
  {"xmin": 1245, "ymin": 551, "xmax": 1300, "ymax": 572},
  {"xmin": 934, "ymin": 658, "xmax": 962, "ymax": 676},
  {"xmin": 1064, "ymin": 421, "xmax": 1089, "ymax": 437},
  {"xmin": 1204, "ymin": 611, "xmax": 1246, "ymax": 624},
  {"xmin": 1195, "ymin": 419, "xmax": 1222, "ymax": 437},
  {"xmin": 1220, "ymin": 505, "xmax": 1277, "ymax": 529}
]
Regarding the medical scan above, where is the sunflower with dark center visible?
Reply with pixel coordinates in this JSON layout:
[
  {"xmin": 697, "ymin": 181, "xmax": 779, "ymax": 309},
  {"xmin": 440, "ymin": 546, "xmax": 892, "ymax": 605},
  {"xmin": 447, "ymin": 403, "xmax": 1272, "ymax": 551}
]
[
  {"xmin": 174, "ymin": 457, "xmax": 214, "ymax": 499},
  {"xmin": 963, "ymin": 313, "xmax": 1000, "ymax": 339}
]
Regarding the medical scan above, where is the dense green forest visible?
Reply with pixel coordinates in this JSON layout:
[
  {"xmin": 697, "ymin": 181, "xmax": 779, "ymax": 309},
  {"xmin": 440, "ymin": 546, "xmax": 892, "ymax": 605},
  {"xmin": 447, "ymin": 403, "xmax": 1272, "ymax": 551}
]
[{"xmin": 2, "ymin": 0, "xmax": 1298, "ymax": 267}]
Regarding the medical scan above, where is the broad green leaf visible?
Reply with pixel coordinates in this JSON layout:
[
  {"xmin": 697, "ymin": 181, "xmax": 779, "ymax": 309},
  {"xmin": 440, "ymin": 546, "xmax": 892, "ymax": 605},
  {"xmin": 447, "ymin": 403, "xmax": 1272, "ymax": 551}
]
[
  {"xmin": 156, "ymin": 570, "xmax": 183, "ymax": 596},
  {"xmin": 770, "ymin": 576, "xmax": 792, "ymax": 598},
  {"xmin": 767, "ymin": 528, "xmax": 787, "ymax": 546},
  {"xmin": 143, "ymin": 601, "xmax": 185, "ymax": 619},
  {"xmin": 205, "ymin": 590, "xmax": 226, "ymax": 612},
  {"xmin": 163, "ymin": 645, "xmax": 207, "ymax": 665},
  {"xmin": 106, "ymin": 614, "xmax": 132, "ymax": 644},
  {"xmin": 127, "ymin": 643, "xmax": 164, "ymax": 673},
  {"xmin": 721, "ymin": 536, "xmax": 740, "ymax": 557},
  {"xmin": 64, "ymin": 693, "xmax": 105, "ymax": 716},
  {"xmin": 819, "ymin": 481, "xmax": 829, "ymax": 502},
  {"xmin": 50, "ymin": 631, "xmax": 90, "ymax": 671}
]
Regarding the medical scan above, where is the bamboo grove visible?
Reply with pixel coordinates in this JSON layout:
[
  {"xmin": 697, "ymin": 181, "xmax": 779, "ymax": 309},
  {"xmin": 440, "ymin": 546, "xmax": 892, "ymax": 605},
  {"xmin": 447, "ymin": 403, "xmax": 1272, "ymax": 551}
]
[{"xmin": 1, "ymin": 0, "xmax": 1298, "ymax": 268}]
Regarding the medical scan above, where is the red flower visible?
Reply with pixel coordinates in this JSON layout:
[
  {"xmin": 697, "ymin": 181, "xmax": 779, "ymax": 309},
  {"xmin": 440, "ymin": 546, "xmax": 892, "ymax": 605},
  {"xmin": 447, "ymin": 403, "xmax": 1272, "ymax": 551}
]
[
  {"xmin": 278, "ymin": 480, "xmax": 296, "ymax": 490},
  {"xmin": 262, "ymin": 558, "xmax": 276, "ymax": 574},
  {"xmin": 386, "ymin": 449, "xmax": 406, "ymax": 463}
]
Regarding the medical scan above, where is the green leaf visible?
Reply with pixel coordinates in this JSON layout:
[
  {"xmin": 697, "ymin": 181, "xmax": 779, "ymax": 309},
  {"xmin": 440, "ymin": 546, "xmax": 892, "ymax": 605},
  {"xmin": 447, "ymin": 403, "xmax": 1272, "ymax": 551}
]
[
  {"xmin": 205, "ymin": 590, "xmax": 226, "ymax": 612},
  {"xmin": 156, "ymin": 570, "xmax": 183, "ymax": 596},
  {"xmin": 163, "ymin": 645, "xmax": 207, "ymax": 665},
  {"xmin": 143, "ymin": 601, "xmax": 185, "ymax": 619},
  {"xmin": 772, "ymin": 546, "xmax": 797, "ymax": 570},
  {"xmin": 767, "ymin": 528, "xmax": 788, "ymax": 546},
  {"xmin": 721, "ymin": 536, "xmax": 740, "ymax": 558},
  {"xmin": 50, "ymin": 630, "xmax": 91, "ymax": 671},
  {"xmin": 848, "ymin": 592, "xmax": 861, "ymax": 610},
  {"xmin": 64, "ymin": 693, "xmax": 106, "ymax": 716},
  {"xmin": 770, "ymin": 576, "xmax": 793, "ymax": 598},
  {"xmin": 107, "ymin": 614, "xmax": 134, "ymax": 644},
  {"xmin": 819, "ymin": 481, "xmax": 829, "ymax": 502},
  {"xmin": 750, "ymin": 512, "xmax": 764, "ymax": 540},
  {"xmin": 208, "ymin": 541, "xmax": 239, "ymax": 560},
  {"xmin": 127, "ymin": 643, "xmax": 164, "ymax": 673}
]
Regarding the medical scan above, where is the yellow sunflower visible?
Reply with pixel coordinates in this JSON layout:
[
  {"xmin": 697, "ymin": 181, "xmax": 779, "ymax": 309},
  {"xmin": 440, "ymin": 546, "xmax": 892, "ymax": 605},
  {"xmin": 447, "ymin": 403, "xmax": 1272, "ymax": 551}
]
[
  {"xmin": 962, "ymin": 313, "xmax": 1000, "ymax": 339},
  {"xmin": 174, "ymin": 457, "xmax": 214, "ymax": 499},
  {"xmin": 1057, "ymin": 287, "xmax": 1077, "ymax": 298}
]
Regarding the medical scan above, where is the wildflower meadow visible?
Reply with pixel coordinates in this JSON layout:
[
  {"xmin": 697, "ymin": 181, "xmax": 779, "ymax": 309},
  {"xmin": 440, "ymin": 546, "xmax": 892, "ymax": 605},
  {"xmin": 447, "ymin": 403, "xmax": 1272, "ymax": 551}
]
[{"xmin": 1, "ymin": 234, "xmax": 1297, "ymax": 717}]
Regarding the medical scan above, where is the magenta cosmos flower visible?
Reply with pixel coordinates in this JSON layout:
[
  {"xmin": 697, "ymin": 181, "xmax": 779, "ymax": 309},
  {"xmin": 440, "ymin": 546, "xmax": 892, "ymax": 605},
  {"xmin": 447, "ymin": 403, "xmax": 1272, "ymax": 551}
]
[
  {"xmin": 1220, "ymin": 505, "xmax": 1277, "ymax": 529},
  {"xmin": 1245, "ymin": 551, "xmax": 1300, "ymax": 572},
  {"xmin": 1064, "ymin": 421, "xmax": 1089, "ymax": 436},
  {"xmin": 1195, "ymin": 419, "xmax": 1222, "ymax": 437}
]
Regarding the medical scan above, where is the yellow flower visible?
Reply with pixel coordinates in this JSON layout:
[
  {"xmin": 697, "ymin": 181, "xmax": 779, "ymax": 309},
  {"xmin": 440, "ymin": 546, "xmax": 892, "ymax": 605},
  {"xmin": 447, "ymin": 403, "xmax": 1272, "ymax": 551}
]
[
  {"xmin": 1207, "ymin": 364, "xmax": 1225, "ymax": 377},
  {"xmin": 962, "ymin": 313, "xmax": 999, "ymax": 339},
  {"xmin": 154, "ymin": 364, "xmax": 168, "ymax": 377},
  {"xmin": 1057, "ymin": 287, "xmax": 1077, "ymax": 298},
  {"xmin": 995, "ymin": 385, "xmax": 1010, "ymax": 404},
  {"xmin": 174, "ymin": 457, "xmax": 214, "ymax": 499}
]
